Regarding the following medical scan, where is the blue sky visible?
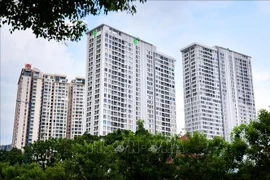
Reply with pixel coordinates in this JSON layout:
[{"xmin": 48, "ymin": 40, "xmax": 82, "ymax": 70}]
[{"xmin": 1, "ymin": 1, "xmax": 270, "ymax": 145}]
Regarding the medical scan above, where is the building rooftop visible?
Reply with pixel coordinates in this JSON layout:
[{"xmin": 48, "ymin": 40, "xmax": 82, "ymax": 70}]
[
  {"xmin": 214, "ymin": 46, "xmax": 251, "ymax": 58},
  {"xmin": 156, "ymin": 51, "xmax": 176, "ymax": 62},
  {"xmin": 43, "ymin": 73, "xmax": 67, "ymax": 78},
  {"xmin": 86, "ymin": 24, "xmax": 154, "ymax": 46},
  {"xmin": 180, "ymin": 42, "xmax": 251, "ymax": 58},
  {"xmin": 75, "ymin": 76, "xmax": 85, "ymax": 80},
  {"xmin": 180, "ymin": 42, "xmax": 217, "ymax": 52}
]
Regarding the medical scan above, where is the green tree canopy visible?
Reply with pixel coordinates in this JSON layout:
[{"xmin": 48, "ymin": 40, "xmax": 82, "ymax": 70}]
[
  {"xmin": 0, "ymin": 148, "xmax": 24, "ymax": 165},
  {"xmin": 173, "ymin": 132, "xmax": 234, "ymax": 180},
  {"xmin": 0, "ymin": 0, "xmax": 146, "ymax": 42},
  {"xmin": 230, "ymin": 108, "xmax": 270, "ymax": 179},
  {"xmin": 1, "ymin": 111, "xmax": 270, "ymax": 180}
]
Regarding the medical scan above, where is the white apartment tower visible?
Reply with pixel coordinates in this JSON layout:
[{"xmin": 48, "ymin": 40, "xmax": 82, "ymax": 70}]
[
  {"xmin": 12, "ymin": 64, "xmax": 85, "ymax": 149},
  {"xmin": 39, "ymin": 74, "xmax": 69, "ymax": 140},
  {"xmin": 217, "ymin": 46, "xmax": 256, "ymax": 140},
  {"xmin": 12, "ymin": 64, "xmax": 43, "ymax": 148},
  {"xmin": 181, "ymin": 43, "xmax": 256, "ymax": 140},
  {"xmin": 66, "ymin": 77, "xmax": 85, "ymax": 139},
  {"xmin": 86, "ymin": 24, "xmax": 176, "ymax": 136}
]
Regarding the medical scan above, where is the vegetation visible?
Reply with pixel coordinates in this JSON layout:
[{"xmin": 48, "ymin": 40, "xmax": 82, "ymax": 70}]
[
  {"xmin": 0, "ymin": 0, "xmax": 147, "ymax": 42},
  {"xmin": 0, "ymin": 109, "xmax": 269, "ymax": 180}
]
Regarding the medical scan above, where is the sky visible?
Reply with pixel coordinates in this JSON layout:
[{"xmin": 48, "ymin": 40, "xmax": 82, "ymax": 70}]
[{"xmin": 1, "ymin": 1, "xmax": 270, "ymax": 145}]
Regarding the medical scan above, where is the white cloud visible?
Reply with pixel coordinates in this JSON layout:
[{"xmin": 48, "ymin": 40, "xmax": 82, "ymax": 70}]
[
  {"xmin": 253, "ymin": 70, "xmax": 270, "ymax": 82},
  {"xmin": 0, "ymin": 25, "xmax": 85, "ymax": 145},
  {"xmin": 252, "ymin": 69, "xmax": 270, "ymax": 112},
  {"xmin": 0, "ymin": 81, "xmax": 17, "ymax": 145},
  {"xmin": 254, "ymin": 85, "xmax": 270, "ymax": 112},
  {"xmin": 1, "ymin": 25, "xmax": 85, "ymax": 80}
]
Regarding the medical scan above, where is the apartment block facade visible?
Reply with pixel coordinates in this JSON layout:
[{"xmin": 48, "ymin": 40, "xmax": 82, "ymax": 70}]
[
  {"xmin": 86, "ymin": 24, "xmax": 176, "ymax": 136},
  {"xmin": 12, "ymin": 65, "xmax": 42, "ymax": 148},
  {"xmin": 181, "ymin": 43, "xmax": 256, "ymax": 140},
  {"xmin": 12, "ymin": 64, "xmax": 85, "ymax": 149},
  {"xmin": 66, "ymin": 78, "xmax": 85, "ymax": 139}
]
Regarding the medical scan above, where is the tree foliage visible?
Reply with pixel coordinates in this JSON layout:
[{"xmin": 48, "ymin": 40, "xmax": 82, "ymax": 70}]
[
  {"xmin": 230, "ymin": 109, "xmax": 270, "ymax": 180},
  {"xmin": 0, "ymin": 109, "xmax": 270, "ymax": 179},
  {"xmin": 0, "ymin": 0, "xmax": 147, "ymax": 42},
  {"xmin": 0, "ymin": 148, "xmax": 24, "ymax": 165}
]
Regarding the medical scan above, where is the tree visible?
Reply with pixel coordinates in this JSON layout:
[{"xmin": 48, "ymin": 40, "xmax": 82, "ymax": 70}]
[
  {"xmin": 4, "ymin": 115, "xmax": 270, "ymax": 179},
  {"xmin": 104, "ymin": 128, "xmax": 133, "ymax": 145},
  {"xmin": 0, "ymin": 163, "xmax": 45, "ymax": 180},
  {"xmin": 24, "ymin": 137, "xmax": 80, "ymax": 170},
  {"xmin": 45, "ymin": 163, "xmax": 70, "ymax": 180},
  {"xmin": 173, "ymin": 132, "xmax": 234, "ymax": 180},
  {"xmin": 73, "ymin": 132, "xmax": 101, "ymax": 144},
  {"xmin": 135, "ymin": 119, "xmax": 150, "ymax": 136},
  {"xmin": 65, "ymin": 141, "xmax": 124, "ymax": 180},
  {"xmin": 3, "ymin": 148, "xmax": 24, "ymax": 165},
  {"xmin": 1, "ymin": 163, "xmax": 25, "ymax": 180},
  {"xmin": 18, "ymin": 163, "xmax": 45, "ymax": 180},
  {"xmin": 55, "ymin": 138, "xmax": 74, "ymax": 162},
  {"xmin": 0, "ymin": 0, "xmax": 147, "ymax": 42},
  {"xmin": 113, "ymin": 123, "xmax": 177, "ymax": 180},
  {"xmin": 0, "ymin": 150, "xmax": 8, "ymax": 162},
  {"xmin": 230, "ymin": 108, "xmax": 270, "ymax": 179}
]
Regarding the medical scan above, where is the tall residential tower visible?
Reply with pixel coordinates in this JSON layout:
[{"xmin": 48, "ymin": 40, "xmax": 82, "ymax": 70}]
[
  {"xmin": 181, "ymin": 43, "xmax": 256, "ymax": 140},
  {"xmin": 12, "ymin": 64, "xmax": 43, "ymax": 148},
  {"xmin": 86, "ymin": 24, "xmax": 176, "ymax": 136},
  {"xmin": 12, "ymin": 64, "xmax": 85, "ymax": 149},
  {"xmin": 66, "ymin": 77, "xmax": 85, "ymax": 139}
]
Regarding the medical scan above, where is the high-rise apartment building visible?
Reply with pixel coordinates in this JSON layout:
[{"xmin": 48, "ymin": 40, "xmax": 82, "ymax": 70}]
[
  {"xmin": 86, "ymin": 24, "xmax": 176, "ymax": 136},
  {"xmin": 181, "ymin": 42, "xmax": 256, "ymax": 140},
  {"xmin": 12, "ymin": 64, "xmax": 85, "ymax": 149},
  {"xmin": 66, "ymin": 77, "xmax": 85, "ymax": 139},
  {"xmin": 39, "ymin": 73, "xmax": 69, "ymax": 140},
  {"xmin": 12, "ymin": 65, "xmax": 43, "ymax": 148}
]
